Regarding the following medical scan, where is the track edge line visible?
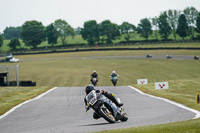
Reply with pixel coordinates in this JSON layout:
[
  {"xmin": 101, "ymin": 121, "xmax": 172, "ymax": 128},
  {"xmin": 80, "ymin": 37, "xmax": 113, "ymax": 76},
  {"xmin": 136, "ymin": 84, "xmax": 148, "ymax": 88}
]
[
  {"xmin": 0, "ymin": 87, "xmax": 58, "ymax": 120},
  {"xmin": 128, "ymin": 85, "xmax": 200, "ymax": 119}
]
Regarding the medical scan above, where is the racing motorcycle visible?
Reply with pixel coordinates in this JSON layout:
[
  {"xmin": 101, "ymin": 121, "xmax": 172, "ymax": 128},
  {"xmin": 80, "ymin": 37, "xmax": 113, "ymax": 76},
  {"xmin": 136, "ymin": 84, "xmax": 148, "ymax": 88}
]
[
  {"xmin": 85, "ymin": 90, "xmax": 128, "ymax": 123},
  {"xmin": 91, "ymin": 78, "xmax": 98, "ymax": 86},
  {"xmin": 110, "ymin": 76, "xmax": 118, "ymax": 86}
]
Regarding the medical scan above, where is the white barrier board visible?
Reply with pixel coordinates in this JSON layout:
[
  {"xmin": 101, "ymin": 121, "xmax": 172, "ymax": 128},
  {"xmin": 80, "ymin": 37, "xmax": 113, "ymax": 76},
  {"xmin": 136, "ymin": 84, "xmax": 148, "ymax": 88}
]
[
  {"xmin": 155, "ymin": 82, "xmax": 169, "ymax": 90},
  {"xmin": 137, "ymin": 79, "xmax": 148, "ymax": 85}
]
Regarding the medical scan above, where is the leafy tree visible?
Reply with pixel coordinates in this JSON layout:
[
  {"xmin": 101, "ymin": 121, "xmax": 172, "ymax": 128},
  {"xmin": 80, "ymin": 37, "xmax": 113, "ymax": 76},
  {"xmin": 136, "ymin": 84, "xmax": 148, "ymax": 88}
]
[
  {"xmin": 53, "ymin": 19, "xmax": 75, "ymax": 45},
  {"xmin": 0, "ymin": 34, "xmax": 3, "ymax": 47},
  {"xmin": 21, "ymin": 20, "xmax": 45, "ymax": 49},
  {"xmin": 137, "ymin": 18, "xmax": 152, "ymax": 40},
  {"xmin": 158, "ymin": 12, "xmax": 171, "ymax": 40},
  {"xmin": 75, "ymin": 27, "xmax": 82, "ymax": 35},
  {"xmin": 45, "ymin": 24, "xmax": 59, "ymax": 46},
  {"xmin": 8, "ymin": 38, "xmax": 21, "ymax": 50},
  {"xmin": 120, "ymin": 22, "xmax": 136, "ymax": 42},
  {"xmin": 3, "ymin": 27, "xmax": 21, "ymax": 39},
  {"xmin": 177, "ymin": 14, "xmax": 189, "ymax": 40},
  {"xmin": 151, "ymin": 17, "xmax": 159, "ymax": 40},
  {"xmin": 183, "ymin": 7, "xmax": 198, "ymax": 39},
  {"xmin": 166, "ymin": 10, "xmax": 180, "ymax": 40},
  {"xmin": 99, "ymin": 20, "xmax": 120, "ymax": 44},
  {"xmin": 196, "ymin": 12, "xmax": 200, "ymax": 34},
  {"xmin": 81, "ymin": 20, "xmax": 99, "ymax": 45}
]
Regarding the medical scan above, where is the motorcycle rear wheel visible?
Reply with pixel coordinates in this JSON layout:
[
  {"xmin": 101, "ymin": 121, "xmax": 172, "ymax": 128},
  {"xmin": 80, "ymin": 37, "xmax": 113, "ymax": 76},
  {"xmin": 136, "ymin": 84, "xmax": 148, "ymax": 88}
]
[{"xmin": 120, "ymin": 112, "xmax": 128, "ymax": 122}]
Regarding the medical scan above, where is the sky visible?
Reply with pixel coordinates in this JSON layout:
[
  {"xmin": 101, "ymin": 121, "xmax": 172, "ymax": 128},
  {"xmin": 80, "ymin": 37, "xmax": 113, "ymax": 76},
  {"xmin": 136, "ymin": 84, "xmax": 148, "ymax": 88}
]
[{"xmin": 0, "ymin": 0, "xmax": 200, "ymax": 33}]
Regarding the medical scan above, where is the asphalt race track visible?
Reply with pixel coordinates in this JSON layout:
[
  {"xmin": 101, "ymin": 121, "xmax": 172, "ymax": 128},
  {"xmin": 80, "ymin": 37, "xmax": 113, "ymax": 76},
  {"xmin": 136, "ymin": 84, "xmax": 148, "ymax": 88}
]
[
  {"xmin": 20, "ymin": 55, "xmax": 199, "ymax": 62},
  {"xmin": 0, "ymin": 86, "xmax": 197, "ymax": 133}
]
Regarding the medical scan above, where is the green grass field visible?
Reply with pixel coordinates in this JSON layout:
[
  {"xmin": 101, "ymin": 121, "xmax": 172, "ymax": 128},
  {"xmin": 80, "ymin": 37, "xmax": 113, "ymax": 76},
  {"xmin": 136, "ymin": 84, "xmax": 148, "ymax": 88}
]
[{"xmin": 0, "ymin": 50, "xmax": 200, "ymax": 132}]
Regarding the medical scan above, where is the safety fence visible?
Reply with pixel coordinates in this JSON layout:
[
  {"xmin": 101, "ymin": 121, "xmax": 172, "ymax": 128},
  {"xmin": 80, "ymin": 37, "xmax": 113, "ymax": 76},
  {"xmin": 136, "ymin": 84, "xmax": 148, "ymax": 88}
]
[{"xmin": 1, "ymin": 39, "xmax": 200, "ymax": 55}]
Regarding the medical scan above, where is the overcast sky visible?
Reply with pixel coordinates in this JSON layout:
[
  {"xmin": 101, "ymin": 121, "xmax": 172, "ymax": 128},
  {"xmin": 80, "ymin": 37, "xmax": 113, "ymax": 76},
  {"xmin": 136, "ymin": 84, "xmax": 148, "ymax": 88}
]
[{"xmin": 0, "ymin": 0, "xmax": 200, "ymax": 33}]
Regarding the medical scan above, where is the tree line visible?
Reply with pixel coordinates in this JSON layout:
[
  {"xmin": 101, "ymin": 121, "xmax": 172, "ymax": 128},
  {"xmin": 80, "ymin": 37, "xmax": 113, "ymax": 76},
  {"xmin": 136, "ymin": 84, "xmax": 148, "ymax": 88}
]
[{"xmin": 0, "ymin": 6, "xmax": 200, "ymax": 51}]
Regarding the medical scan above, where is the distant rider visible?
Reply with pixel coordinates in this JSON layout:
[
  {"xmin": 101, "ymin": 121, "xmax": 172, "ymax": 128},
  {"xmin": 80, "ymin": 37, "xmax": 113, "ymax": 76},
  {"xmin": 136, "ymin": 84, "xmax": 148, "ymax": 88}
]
[
  {"xmin": 90, "ymin": 70, "xmax": 98, "ymax": 82},
  {"xmin": 110, "ymin": 71, "xmax": 119, "ymax": 80},
  {"xmin": 84, "ymin": 84, "xmax": 123, "ymax": 119}
]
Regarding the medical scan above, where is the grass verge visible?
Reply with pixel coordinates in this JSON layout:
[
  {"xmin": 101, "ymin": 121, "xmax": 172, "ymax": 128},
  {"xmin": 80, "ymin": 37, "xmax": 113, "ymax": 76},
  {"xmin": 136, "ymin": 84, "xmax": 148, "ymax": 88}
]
[
  {"xmin": 0, "ymin": 86, "xmax": 51, "ymax": 115},
  {"xmin": 96, "ymin": 118, "xmax": 200, "ymax": 133}
]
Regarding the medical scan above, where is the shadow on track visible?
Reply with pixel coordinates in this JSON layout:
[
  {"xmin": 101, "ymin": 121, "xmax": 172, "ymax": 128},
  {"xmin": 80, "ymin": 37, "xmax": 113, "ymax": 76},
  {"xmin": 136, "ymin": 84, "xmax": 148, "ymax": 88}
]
[
  {"xmin": 80, "ymin": 121, "xmax": 123, "ymax": 126},
  {"xmin": 81, "ymin": 122, "xmax": 110, "ymax": 126}
]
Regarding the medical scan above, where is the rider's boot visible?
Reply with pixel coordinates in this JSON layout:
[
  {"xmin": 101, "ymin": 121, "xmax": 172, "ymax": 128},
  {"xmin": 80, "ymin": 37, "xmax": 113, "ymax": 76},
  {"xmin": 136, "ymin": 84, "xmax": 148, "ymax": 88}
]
[
  {"xmin": 107, "ymin": 93, "xmax": 123, "ymax": 107},
  {"xmin": 112, "ymin": 97, "xmax": 123, "ymax": 107}
]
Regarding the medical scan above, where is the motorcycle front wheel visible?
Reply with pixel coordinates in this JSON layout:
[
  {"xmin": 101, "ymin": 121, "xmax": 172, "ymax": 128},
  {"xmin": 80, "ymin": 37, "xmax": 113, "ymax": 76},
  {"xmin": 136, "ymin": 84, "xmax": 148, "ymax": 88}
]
[
  {"xmin": 92, "ymin": 81, "xmax": 97, "ymax": 86},
  {"xmin": 112, "ymin": 80, "xmax": 117, "ymax": 86},
  {"xmin": 98, "ymin": 108, "xmax": 115, "ymax": 123}
]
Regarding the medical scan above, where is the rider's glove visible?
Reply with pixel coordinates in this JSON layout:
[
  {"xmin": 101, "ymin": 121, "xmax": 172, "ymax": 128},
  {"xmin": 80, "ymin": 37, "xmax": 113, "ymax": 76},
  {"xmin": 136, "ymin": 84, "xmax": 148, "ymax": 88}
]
[
  {"xmin": 101, "ymin": 89, "xmax": 107, "ymax": 94},
  {"xmin": 85, "ymin": 104, "xmax": 90, "ymax": 112}
]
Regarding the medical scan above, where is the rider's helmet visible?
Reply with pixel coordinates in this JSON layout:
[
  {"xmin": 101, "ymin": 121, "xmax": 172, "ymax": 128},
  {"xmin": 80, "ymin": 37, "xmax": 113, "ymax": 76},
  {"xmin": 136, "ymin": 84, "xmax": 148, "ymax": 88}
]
[
  {"xmin": 112, "ymin": 71, "xmax": 116, "ymax": 74},
  {"xmin": 93, "ymin": 70, "xmax": 96, "ymax": 73},
  {"xmin": 85, "ymin": 84, "xmax": 95, "ymax": 94}
]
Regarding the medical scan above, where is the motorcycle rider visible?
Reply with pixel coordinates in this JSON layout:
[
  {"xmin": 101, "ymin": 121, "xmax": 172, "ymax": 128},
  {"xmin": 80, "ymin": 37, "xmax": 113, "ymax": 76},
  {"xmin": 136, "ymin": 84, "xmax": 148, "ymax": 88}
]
[
  {"xmin": 90, "ymin": 70, "xmax": 98, "ymax": 83},
  {"xmin": 84, "ymin": 84, "xmax": 123, "ymax": 119},
  {"xmin": 110, "ymin": 71, "xmax": 119, "ymax": 80}
]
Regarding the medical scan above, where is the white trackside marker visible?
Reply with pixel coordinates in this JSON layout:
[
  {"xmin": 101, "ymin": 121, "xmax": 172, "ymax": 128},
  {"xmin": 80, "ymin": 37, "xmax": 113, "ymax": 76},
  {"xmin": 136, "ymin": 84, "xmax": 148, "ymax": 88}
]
[
  {"xmin": 137, "ymin": 79, "xmax": 148, "ymax": 85},
  {"xmin": 155, "ymin": 82, "xmax": 169, "ymax": 90}
]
